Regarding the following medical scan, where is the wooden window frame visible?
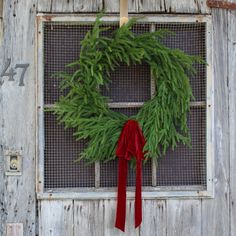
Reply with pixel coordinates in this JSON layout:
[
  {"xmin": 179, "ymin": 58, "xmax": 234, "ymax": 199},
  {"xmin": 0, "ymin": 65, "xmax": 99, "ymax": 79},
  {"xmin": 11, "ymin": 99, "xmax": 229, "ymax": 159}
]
[{"xmin": 36, "ymin": 14, "xmax": 214, "ymax": 200}]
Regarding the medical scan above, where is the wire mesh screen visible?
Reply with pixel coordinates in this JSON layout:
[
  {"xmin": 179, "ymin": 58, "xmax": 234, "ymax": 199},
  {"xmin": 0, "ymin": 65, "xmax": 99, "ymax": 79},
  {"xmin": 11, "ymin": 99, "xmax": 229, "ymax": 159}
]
[{"xmin": 43, "ymin": 20, "xmax": 207, "ymax": 190}]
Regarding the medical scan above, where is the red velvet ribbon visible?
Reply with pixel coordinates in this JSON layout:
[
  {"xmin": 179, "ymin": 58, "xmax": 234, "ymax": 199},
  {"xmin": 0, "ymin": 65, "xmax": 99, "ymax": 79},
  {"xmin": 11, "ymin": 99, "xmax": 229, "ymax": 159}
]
[{"xmin": 115, "ymin": 119, "xmax": 146, "ymax": 232}]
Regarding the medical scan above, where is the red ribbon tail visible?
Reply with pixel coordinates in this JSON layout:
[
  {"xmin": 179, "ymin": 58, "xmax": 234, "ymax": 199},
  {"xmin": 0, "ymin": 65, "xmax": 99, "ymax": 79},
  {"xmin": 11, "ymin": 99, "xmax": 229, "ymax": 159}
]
[
  {"xmin": 115, "ymin": 157, "xmax": 128, "ymax": 232},
  {"xmin": 135, "ymin": 160, "xmax": 142, "ymax": 228}
]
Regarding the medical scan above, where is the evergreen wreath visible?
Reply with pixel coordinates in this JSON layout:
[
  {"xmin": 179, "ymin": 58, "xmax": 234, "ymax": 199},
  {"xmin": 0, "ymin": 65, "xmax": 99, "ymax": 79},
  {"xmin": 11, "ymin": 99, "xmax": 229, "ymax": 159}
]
[{"xmin": 52, "ymin": 14, "xmax": 203, "ymax": 164}]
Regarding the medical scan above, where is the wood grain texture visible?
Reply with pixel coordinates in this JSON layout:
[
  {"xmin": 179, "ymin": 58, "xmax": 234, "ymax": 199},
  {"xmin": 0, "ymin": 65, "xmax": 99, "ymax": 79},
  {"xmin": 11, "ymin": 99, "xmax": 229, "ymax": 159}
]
[
  {"xmin": 140, "ymin": 200, "xmax": 167, "ymax": 236},
  {"xmin": 167, "ymin": 200, "xmax": 201, "ymax": 236},
  {"xmin": 39, "ymin": 200, "xmax": 73, "ymax": 236},
  {"xmin": 38, "ymin": 0, "xmax": 52, "ymax": 12},
  {"xmin": 74, "ymin": 0, "xmax": 103, "ymax": 12},
  {"xmin": 201, "ymin": 9, "xmax": 230, "ymax": 236},
  {"xmin": 51, "ymin": 0, "xmax": 74, "ymax": 13},
  {"xmin": 228, "ymin": 7, "xmax": 236, "ymax": 236},
  {"xmin": 6, "ymin": 223, "xmax": 23, "ymax": 236},
  {"xmin": 104, "ymin": 0, "xmax": 138, "ymax": 13},
  {"xmin": 104, "ymin": 0, "xmax": 210, "ymax": 13},
  {"xmin": 0, "ymin": 0, "xmax": 36, "ymax": 235},
  {"xmin": 104, "ymin": 199, "xmax": 139, "ymax": 236},
  {"xmin": 74, "ymin": 200, "xmax": 104, "ymax": 236},
  {"xmin": 0, "ymin": 0, "xmax": 3, "ymax": 17},
  {"xmin": 164, "ymin": 0, "xmax": 210, "ymax": 13}
]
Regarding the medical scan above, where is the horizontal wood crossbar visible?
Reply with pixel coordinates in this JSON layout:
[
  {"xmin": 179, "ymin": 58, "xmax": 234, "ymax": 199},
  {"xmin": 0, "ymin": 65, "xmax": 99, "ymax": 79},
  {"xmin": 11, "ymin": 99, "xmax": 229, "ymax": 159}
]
[
  {"xmin": 44, "ymin": 101, "xmax": 206, "ymax": 109},
  {"xmin": 207, "ymin": 0, "xmax": 236, "ymax": 10}
]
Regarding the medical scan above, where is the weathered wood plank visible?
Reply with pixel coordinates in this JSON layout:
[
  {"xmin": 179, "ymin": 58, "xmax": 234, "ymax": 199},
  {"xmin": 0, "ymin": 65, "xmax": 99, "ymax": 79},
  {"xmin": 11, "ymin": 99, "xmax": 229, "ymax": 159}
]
[
  {"xmin": 0, "ymin": 0, "xmax": 3, "ymax": 17},
  {"xmin": 140, "ymin": 200, "xmax": 166, "ymax": 236},
  {"xmin": 163, "ymin": 0, "xmax": 210, "ymax": 13},
  {"xmin": 104, "ymin": 199, "xmax": 139, "ymax": 236},
  {"xmin": 167, "ymin": 200, "xmax": 201, "ymax": 236},
  {"xmin": 39, "ymin": 200, "xmax": 73, "ymax": 236},
  {"xmin": 228, "ymin": 6, "xmax": 236, "ymax": 236},
  {"xmin": 138, "ymin": 0, "xmax": 165, "ymax": 12},
  {"xmin": 74, "ymin": 200, "xmax": 104, "ymax": 236},
  {"xmin": 0, "ymin": 0, "xmax": 36, "ymax": 235},
  {"xmin": 74, "ymin": 0, "xmax": 103, "ymax": 12},
  {"xmin": 201, "ymin": 9, "xmax": 230, "ymax": 236},
  {"xmin": 51, "ymin": 0, "xmax": 74, "ymax": 13},
  {"xmin": 6, "ymin": 223, "xmax": 23, "ymax": 236},
  {"xmin": 104, "ymin": 0, "xmax": 139, "ymax": 13},
  {"xmin": 38, "ymin": 0, "xmax": 52, "ymax": 12},
  {"xmin": 105, "ymin": 0, "xmax": 210, "ymax": 13}
]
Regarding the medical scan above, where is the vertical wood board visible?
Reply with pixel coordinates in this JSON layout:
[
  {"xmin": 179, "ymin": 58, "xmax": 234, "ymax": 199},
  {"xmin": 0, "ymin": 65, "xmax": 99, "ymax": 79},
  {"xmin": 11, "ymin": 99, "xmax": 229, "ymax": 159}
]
[
  {"xmin": 74, "ymin": 0, "xmax": 103, "ymax": 12},
  {"xmin": 51, "ymin": 0, "xmax": 74, "ymax": 13},
  {"xmin": 228, "ymin": 6, "xmax": 236, "ymax": 236},
  {"xmin": 39, "ymin": 200, "xmax": 74, "ymax": 236},
  {"xmin": 167, "ymin": 200, "xmax": 201, "ymax": 236},
  {"xmin": 201, "ymin": 9, "xmax": 230, "ymax": 236},
  {"xmin": 140, "ymin": 200, "xmax": 167, "ymax": 236},
  {"xmin": 38, "ymin": 0, "xmax": 52, "ymax": 12},
  {"xmin": 104, "ymin": 0, "xmax": 139, "ymax": 13},
  {"xmin": 0, "ymin": 0, "xmax": 36, "ymax": 235},
  {"xmin": 104, "ymin": 199, "xmax": 139, "ymax": 236},
  {"xmin": 74, "ymin": 200, "xmax": 104, "ymax": 236}
]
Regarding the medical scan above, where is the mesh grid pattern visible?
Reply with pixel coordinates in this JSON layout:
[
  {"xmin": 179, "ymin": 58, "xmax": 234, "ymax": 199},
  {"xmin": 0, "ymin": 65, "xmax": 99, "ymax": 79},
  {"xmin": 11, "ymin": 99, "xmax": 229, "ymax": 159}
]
[
  {"xmin": 156, "ymin": 107, "xmax": 206, "ymax": 186},
  {"xmin": 43, "ymin": 20, "xmax": 207, "ymax": 190},
  {"xmin": 156, "ymin": 23, "xmax": 206, "ymax": 101},
  {"xmin": 44, "ymin": 112, "xmax": 95, "ymax": 188}
]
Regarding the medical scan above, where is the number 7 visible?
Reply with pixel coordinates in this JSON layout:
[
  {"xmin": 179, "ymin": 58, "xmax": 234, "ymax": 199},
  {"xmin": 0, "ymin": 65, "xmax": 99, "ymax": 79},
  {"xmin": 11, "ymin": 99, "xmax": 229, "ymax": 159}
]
[{"xmin": 15, "ymin": 64, "xmax": 30, "ymax": 86}]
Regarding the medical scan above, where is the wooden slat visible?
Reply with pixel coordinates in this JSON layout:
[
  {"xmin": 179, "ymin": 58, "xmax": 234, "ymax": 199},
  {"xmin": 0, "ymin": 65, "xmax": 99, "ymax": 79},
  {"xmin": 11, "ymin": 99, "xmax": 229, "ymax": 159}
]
[
  {"xmin": 201, "ymin": 9, "xmax": 230, "ymax": 236},
  {"xmin": 167, "ymin": 200, "xmax": 201, "ymax": 236},
  {"xmin": 139, "ymin": 0, "xmax": 210, "ymax": 13},
  {"xmin": 228, "ymin": 6, "xmax": 236, "ymax": 236},
  {"xmin": 38, "ymin": 0, "xmax": 52, "ymax": 12},
  {"xmin": 39, "ymin": 200, "xmax": 73, "ymax": 236},
  {"xmin": 74, "ymin": 0, "xmax": 103, "ymax": 12},
  {"xmin": 104, "ymin": 0, "xmax": 138, "ymax": 13},
  {"xmin": 0, "ymin": 0, "xmax": 36, "ymax": 235},
  {"xmin": 6, "ymin": 224, "xmax": 23, "ymax": 236},
  {"xmin": 45, "ymin": 101, "xmax": 206, "ymax": 109},
  {"xmin": 140, "ymin": 200, "xmax": 167, "ymax": 236},
  {"xmin": 74, "ymin": 200, "xmax": 104, "ymax": 236},
  {"xmin": 104, "ymin": 200, "xmax": 139, "ymax": 236},
  {"xmin": 0, "ymin": 0, "xmax": 3, "ymax": 18},
  {"xmin": 51, "ymin": 0, "xmax": 74, "ymax": 13}
]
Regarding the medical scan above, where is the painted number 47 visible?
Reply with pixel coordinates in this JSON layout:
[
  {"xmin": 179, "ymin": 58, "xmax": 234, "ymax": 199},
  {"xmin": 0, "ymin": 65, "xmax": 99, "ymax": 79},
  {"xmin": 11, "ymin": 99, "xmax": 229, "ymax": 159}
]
[{"xmin": 0, "ymin": 59, "xmax": 29, "ymax": 87}]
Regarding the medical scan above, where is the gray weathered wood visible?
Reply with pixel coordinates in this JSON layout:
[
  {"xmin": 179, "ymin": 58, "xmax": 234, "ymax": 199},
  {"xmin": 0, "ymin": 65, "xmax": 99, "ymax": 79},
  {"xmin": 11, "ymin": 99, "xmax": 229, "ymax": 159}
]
[
  {"xmin": 74, "ymin": 0, "xmax": 103, "ymax": 12},
  {"xmin": 0, "ymin": 0, "xmax": 3, "ymax": 17},
  {"xmin": 104, "ymin": 199, "xmax": 139, "ymax": 236},
  {"xmin": 228, "ymin": 6, "xmax": 236, "ymax": 236},
  {"xmin": 6, "ymin": 223, "xmax": 23, "ymax": 236},
  {"xmin": 167, "ymin": 200, "xmax": 201, "ymax": 236},
  {"xmin": 39, "ymin": 200, "xmax": 73, "ymax": 236},
  {"xmin": 0, "ymin": 0, "xmax": 36, "ymax": 235},
  {"xmin": 201, "ymin": 9, "xmax": 230, "ymax": 236},
  {"xmin": 51, "ymin": 0, "xmax": 74, "ymax": 13},
  {"xmin": 104, "ymin": 0, "xmax": 210, "ymax": 13},
  {"xmin": 138, "ymin": 0, "xmax": 165, "ymax": 12},
  {"xmin": 38, "ymin": 0, "xmax": 52, "ymax": 12},
  {"xmin": 104, "ymin": 0, "xmax": 139, "ymax": 13},
  {"xmin": 74, "ymin": 200, "xmax": 104, "ymax": 236},
  {"xmin": 140, "ymin": 200, "xmax": 166, "ymax": 236},
  {"xmin": 164, "ymin": 0, "xmax": 210, "ymax": 13}
]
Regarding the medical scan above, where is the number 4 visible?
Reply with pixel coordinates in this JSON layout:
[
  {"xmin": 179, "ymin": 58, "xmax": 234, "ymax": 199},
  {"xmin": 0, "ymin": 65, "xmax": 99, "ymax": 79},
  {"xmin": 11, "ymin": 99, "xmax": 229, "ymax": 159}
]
[{"xmin": 0, "ymin": 58, "xmax": 17, "ymax": 85}]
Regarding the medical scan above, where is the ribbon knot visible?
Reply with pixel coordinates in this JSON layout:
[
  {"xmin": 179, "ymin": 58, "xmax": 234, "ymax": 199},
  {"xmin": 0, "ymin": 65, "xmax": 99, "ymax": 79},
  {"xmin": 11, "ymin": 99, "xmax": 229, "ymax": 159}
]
[{"xmin": 115, "ymin": 119, "xmax": 146, "ymax": 232}]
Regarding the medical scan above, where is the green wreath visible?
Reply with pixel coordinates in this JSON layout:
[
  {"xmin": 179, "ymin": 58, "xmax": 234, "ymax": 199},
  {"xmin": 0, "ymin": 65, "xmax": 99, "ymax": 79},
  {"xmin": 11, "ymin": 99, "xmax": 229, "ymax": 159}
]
[{"xmin": 52, "ymin": 14, "xmax": 203, "ymax": 164}]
